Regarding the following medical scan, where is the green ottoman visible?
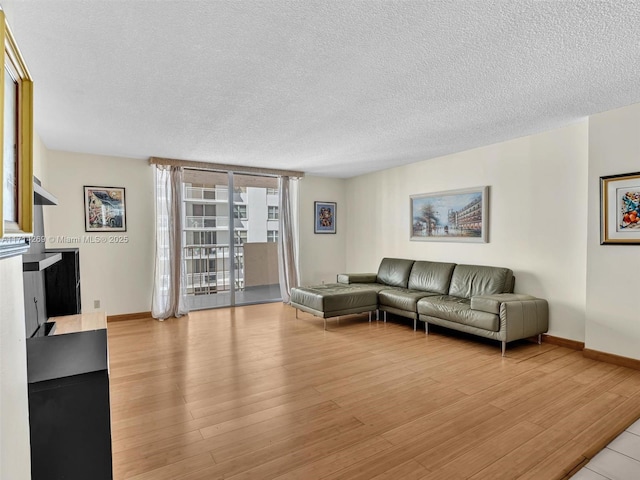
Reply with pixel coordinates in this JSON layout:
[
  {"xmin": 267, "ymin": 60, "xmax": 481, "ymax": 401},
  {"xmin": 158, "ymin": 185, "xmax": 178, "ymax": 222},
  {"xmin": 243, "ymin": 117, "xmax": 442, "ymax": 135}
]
[{"xmin": 290, "ymin": 283, "xmax": 379, "ymax": 329}]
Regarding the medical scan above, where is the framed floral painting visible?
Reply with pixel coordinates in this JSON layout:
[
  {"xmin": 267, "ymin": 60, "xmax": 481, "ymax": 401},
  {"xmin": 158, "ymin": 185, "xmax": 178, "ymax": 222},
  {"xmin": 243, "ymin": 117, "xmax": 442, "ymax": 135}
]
[{"xmin": 601, "ymin": 172, "xmax": 640, "ymax": 245}]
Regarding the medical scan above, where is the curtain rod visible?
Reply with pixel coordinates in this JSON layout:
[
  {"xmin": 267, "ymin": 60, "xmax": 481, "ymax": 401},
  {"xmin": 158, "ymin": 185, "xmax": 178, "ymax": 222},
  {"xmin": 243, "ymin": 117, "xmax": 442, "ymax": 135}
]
[{"xmin": 149, "ymin": 156, "xmax": 305, "ymax": 178}]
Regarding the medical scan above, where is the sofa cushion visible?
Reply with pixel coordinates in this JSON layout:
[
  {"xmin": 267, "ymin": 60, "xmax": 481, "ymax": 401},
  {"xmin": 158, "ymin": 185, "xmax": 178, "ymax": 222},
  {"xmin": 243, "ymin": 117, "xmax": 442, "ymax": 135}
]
[
  {"xmin": 408, "ymin": 261, "xmax": 456, "ymax": 294},
  {"xmin": 417, "ymin": 295, "xmax": 500, "ymax": 332},
  {"xmin": 379, "ymin": 288, "xmax": 439, "ymax": 312},
  {"xmin": 448, "ymin": 264, "xmax": 514, "ymax": 299},
  {"xmin": 376, "ymin": 258, "xmax": 415, "ymax": 288}
]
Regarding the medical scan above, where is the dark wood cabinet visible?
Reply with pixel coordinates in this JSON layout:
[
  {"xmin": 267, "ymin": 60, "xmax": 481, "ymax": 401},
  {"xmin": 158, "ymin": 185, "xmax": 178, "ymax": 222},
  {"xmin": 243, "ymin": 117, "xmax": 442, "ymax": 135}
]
[
  {"xmin": 45, "ymin": 248, "xmax": 81, "ymax": 316},
  {"xmin": 23, "ymin": 270, "xmax": 48, "ymax": 338},
  {"xmin": 27, "ymin": 325, "xmax": 113, "ymax": 480}
]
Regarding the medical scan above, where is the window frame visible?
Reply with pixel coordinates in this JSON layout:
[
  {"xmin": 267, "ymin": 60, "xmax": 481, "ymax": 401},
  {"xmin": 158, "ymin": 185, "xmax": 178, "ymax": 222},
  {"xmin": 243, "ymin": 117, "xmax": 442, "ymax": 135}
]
[
  {"xmin": 234, "ymin": 204, "xmax": 247, "ymax": 220},
  {"xmin": 268, "ymin": 205, "xmax": 279, "ymax": 220}
]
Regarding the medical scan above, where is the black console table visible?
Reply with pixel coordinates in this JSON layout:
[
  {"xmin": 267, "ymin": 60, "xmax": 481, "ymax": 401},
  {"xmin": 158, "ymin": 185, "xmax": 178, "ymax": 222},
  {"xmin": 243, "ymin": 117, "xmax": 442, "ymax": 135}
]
[{"xmin": 26, "ymin": 314, "xmax": 112, "ymax": 480}]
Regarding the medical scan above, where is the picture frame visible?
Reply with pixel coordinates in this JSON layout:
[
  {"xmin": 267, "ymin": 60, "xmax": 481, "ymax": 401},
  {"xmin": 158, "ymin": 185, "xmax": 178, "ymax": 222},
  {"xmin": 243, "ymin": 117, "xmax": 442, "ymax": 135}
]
[
  {"xmin": 84, "ymin": 186, "xmax": 127, "ymax": 232},
  {"xmin": 314, "ymin": 201, "xmax": 336, "ymax": 234},
  {"xmin": 600, "ymin": 171, "xmax": 640, "ymax": 245},
  {"xmin": 410, "ymin": 186, "xmax": 489, "ymax": 243},
  {"xmin": 0, "ymin": 11, "xmax": 34, "ymax": 257}
]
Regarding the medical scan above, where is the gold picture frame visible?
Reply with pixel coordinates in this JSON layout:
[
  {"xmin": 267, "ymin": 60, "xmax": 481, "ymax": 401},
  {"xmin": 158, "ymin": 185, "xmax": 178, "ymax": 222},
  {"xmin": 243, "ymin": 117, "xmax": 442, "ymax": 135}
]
[
  {"xmin": 0, "ymin": 11, "xmax": 33, "ymax": 248},
  {"xmin": 601, "ymin": 171, "xmax": 640, "ymax": 245}
]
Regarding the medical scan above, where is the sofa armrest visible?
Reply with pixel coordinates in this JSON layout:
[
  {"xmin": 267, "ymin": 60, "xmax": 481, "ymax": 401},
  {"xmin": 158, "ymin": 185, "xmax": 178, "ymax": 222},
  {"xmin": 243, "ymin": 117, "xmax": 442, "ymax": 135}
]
[
  {"xmin": 499, "ymin": 298, "xmax": 549, "ymax": 342},
  {"xmin": 471, "ymin": 293, "xmax": 537, "ymax": 314},
  {"xmin": 472, "ymin": 294, "xmax": 549, "ymax": 342},
  {"xmin": 337, "ymin": 273, "xmax": 377, "ymax": 284}
]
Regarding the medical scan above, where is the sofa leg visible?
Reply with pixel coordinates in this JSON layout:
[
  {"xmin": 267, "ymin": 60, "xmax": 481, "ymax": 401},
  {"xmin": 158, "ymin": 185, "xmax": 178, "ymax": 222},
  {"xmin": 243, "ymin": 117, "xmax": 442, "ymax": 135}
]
[
  {"xmin": 538, "ymin": 334, "xmax": 542, "ymax": 345},
  {"xmin": 501, "ymin": 341, "xmax": 506, "ymax": 357},
  {"xmin": 368, "ymin": 311, "xmax": 372, "ymax": 322},
  {"xmin": 376, "ymin": 310, "xmax": 379, "ymax": 321},
  {"xmin": 383, "ymin": 311, "xmax": 387, "ymax": 323},
  {"xmin": 425, "ymin": 322, "xmax": 429, "ymax": 335},
  {"xmin": 413, "ymin": 319, "xmax": 417, "ymax": 331},
  {"xmin": 324, "ymin": 318, "xmax": 327, "ymax": 330},
  {"xmin": 295, "ymin": 308, "xmax": 299, "ymax": 319}
]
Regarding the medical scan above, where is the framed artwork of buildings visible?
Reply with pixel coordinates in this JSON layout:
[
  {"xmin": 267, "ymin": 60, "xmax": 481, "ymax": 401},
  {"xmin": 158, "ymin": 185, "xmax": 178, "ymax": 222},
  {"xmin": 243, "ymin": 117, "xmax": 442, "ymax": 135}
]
[{"xmin": 410, "ymin": 187, "xmax": 488, "ymax": 243}]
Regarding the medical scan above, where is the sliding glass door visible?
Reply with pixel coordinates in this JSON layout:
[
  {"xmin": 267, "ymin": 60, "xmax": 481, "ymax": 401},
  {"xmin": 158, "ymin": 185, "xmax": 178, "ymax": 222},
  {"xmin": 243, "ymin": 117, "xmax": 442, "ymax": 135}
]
[
  {"xmin": 232, "ymin": 174, "xmax": 281, "ymax": 305},
  {"xmin": 182, "ymin": 169, "xmax": 281, "ymax": 310}
]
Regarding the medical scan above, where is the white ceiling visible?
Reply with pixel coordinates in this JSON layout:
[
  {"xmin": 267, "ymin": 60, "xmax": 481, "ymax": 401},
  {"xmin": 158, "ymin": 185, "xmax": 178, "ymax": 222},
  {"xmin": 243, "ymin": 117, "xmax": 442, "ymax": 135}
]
[{"xmin": 2, "ymin": 1, "xmax": 640, "ymax": 178}]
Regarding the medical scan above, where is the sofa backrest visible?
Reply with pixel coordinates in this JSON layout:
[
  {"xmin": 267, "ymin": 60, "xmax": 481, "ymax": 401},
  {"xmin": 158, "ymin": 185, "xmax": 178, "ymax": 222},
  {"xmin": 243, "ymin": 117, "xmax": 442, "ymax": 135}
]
[
  {"xmin": 377, "ymin": 258, "xmax": 415, "ymax": 288},
  {"xmin": 448, "ymin": 264, "xmax": 514, "ymax": 298},
  {"xmin": 408, "ymin": 261, "xmax": 456, "ymax": 294}
]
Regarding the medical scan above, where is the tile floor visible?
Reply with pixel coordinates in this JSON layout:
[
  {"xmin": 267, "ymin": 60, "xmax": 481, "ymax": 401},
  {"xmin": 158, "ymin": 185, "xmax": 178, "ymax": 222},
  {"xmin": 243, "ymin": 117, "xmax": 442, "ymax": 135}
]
[{"xmin": 573, "ymin": 418, "xmax": 640, "ymax": 479}]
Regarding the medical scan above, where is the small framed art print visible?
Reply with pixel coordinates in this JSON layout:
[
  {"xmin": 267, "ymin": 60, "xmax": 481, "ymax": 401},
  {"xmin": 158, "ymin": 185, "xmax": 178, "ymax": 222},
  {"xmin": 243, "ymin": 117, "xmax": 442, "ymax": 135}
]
[
  {"xmin": 84, "ymin": 186, "xmax": 127, "ymax": 232},
  {"xmin": 601, "ymin": 171, "xmax": 640, "ymax": 245},
  {"xmin": 314, "ymin": 201, "xmax": 336, "ymax": 234}
]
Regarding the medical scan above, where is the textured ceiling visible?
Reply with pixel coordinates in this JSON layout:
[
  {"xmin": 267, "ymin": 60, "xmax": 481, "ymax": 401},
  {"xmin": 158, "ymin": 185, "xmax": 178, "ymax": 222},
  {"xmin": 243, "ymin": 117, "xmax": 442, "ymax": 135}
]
[{"xmin": 1, "ymin": 1, "xmax": 640, "ymax": 178}]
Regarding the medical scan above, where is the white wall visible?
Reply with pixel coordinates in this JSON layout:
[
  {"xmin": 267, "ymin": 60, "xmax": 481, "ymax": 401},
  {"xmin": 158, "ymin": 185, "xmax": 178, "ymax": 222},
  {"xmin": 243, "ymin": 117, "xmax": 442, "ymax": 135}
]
[
  {"xmin": 44, "ymin": 151, "xmax": 155, "ymax": 316},
  {"xmin": 42, "ymin": 157, "xmax": 347, "ymax": 314},
  {"xmin": 298, "ymin": 175, "xmax": 347, "ymax": 285},
  {"xmin": 0, "ymin": 256, "xmax": 31, "ymax": 480},
  {"xmin": 586, "ymin": 103, "xmax": 640, "ymax": 359},
  {"xmin": 345, "ymin": 122, "xmax": 589, "ymax": 342},
  {"xmin": 0, "ymin": 131, "xmax": 51, "ymax": 479},
  {"xmin": 33, "ymin": 134, "xmax": 48, "ymax": 182}
]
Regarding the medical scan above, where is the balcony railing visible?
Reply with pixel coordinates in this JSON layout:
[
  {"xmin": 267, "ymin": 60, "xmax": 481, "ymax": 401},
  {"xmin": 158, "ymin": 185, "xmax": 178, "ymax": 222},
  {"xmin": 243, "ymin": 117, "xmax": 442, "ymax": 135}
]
[
  {"xmin": 184, "ymin": 215, "xmax": 230, "ymax": 229},
  {"xmin": 183, "ymin": 244, "xmax": 244, "ymax": 295},
  {"xmin": 184, "ymin": 186, "xmax": 248, "ymax": 204},
  {"xmin": 184, "ymin": 186, "xmax": 228, "ymax": 202}
]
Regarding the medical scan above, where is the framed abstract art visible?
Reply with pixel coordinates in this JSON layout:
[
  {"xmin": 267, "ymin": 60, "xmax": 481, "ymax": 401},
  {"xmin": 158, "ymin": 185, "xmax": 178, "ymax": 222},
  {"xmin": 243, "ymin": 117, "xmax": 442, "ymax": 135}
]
[
  {"xmin": 314, "ymin": 201, "xmax": 336, "ymax": 234},
  {"xmin": 84, "ymin": 186, "xmax": 127, "ymax": 232}
]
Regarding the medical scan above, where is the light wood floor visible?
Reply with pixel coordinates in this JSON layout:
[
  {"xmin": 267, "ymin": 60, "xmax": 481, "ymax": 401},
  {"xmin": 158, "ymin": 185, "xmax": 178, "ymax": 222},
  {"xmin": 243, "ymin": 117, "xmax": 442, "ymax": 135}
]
[{"xmin": 107, "ymin": 303, "xmax": 640, "ymax": 480}]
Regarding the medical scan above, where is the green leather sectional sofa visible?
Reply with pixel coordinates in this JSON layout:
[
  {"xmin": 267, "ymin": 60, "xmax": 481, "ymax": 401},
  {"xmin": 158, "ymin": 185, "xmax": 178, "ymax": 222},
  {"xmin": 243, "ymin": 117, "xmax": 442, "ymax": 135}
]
[{"xmin": 290, "ymin": 257, "xmax": 549, "ymax": 356}]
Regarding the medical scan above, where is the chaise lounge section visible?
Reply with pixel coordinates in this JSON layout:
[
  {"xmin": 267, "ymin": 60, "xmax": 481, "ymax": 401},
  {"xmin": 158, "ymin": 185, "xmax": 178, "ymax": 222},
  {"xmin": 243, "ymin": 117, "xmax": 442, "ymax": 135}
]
[
  {"xmin": 291, "ymin": 258, "xmax": 549, "ymax": 355},
  {"xmin": 290, "ymin": 283, "xmax": 379, "ymax": 330}
]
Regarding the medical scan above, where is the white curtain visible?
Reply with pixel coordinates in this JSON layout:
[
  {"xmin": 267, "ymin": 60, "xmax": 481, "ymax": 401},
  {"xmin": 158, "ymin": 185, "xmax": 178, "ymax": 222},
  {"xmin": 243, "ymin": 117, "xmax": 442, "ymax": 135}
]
[
  {"xmin": 277, "ymin": 176, "xmax": 300, "ymax": 303},
  {"xmin": 151, "ymin": 165, "xmax": 188, "ymax": 320}
]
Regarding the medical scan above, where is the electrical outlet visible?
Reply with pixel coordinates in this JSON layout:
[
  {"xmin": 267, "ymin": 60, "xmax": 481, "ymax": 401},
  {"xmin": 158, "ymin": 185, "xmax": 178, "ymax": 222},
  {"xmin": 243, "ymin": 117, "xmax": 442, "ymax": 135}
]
[{"xmin": 94, "ymin": 300, "xmax": 100, "ymax": 309}]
